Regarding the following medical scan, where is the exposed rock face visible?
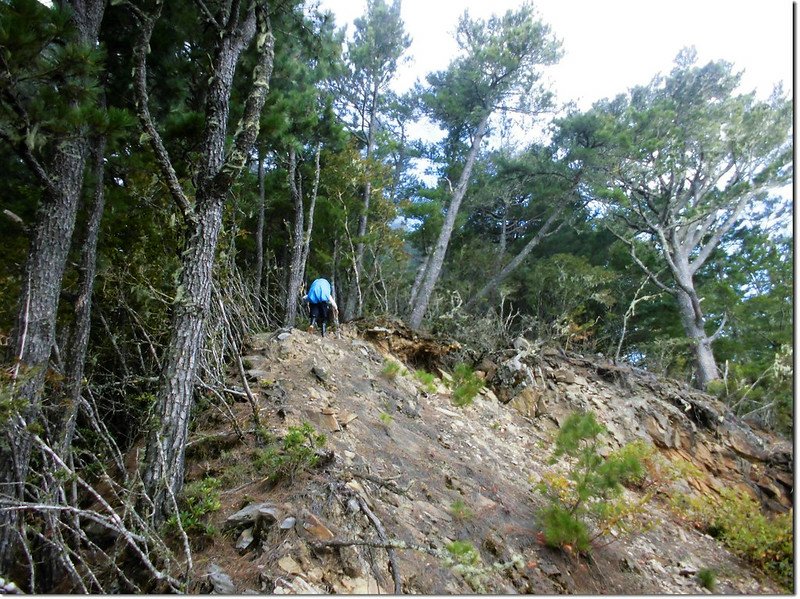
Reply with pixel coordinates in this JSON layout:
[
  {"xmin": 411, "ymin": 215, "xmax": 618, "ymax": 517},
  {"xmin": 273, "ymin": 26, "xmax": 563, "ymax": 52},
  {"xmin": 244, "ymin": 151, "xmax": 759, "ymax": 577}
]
[
  {"xmin": 184, "ymin": 322, "xmax": 790, "ymax": 595},
  {"xmin": 492, "ymin": 346, "xmax": 792, "ymax": 512}
]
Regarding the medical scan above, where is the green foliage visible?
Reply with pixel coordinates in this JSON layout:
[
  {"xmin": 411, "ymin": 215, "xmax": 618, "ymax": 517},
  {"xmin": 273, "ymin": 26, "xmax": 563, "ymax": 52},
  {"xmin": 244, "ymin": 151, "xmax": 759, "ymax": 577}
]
[
  {"xmin": 166, "ymin": 477, "xmax": 222, "ymax": 536},
  {"xmin": 697, "ymin": 568, "xmax": 716, "ymax": 591},
  {"xmin": 380, "ymin": 359, "xmax": 404, "ymax": 379},
  {"xmin": 536, "ymin": 412, "xmax": 650, "ymax": 553},
  {"xmin": 253, "ymin": 423, "xmax": 327, "ymax": 483},
  {"xmin": 674, "ymin": 488, "xmax": 793, "ymax": 590},
  {"xmin": 423, "ymin": 3, "xmax": 561, "ymax": 136},
  {"xmin": 450, "ymin": 499, "xmax": 473, "ymax": 520},
  {"xmin": 539, "ymin": 504, "xmax": 590, "ymax": 552},
  {"xmin": 450, "ymin": 363, "xmax": 483, "ymax": 407},
  {"xmin": 520, "ymin": 253, "xmax": 617, "ymax": 349},
  {"xmin": 414, "ymin": 369, "xmax": 438, "ymax": 393},
  {"xmin": 378, "ymin": 411, "xmax": 394, "ymax": 426},
  {"xmin": 445, "ymin": 540, "xmax": 481, "ymax": 566}
]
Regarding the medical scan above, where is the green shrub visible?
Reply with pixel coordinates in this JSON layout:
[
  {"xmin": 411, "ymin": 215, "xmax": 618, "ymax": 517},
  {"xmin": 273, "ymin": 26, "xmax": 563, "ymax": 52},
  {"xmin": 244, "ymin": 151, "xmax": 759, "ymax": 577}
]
[
  {"xmin": 674, "ymin": 488, "xmax": 793, "ymax": 590},
  {"xmin": 450, "ymin": 499, "xmax": 473, "ymax": 520},
  {"xmin": 444, "ymin": 540, "xmax": 485, "ymax": 591},
  {"xmin": 381, "ymin": 360, "xmax": 405, "ymax": 379},
  {"xmin": 697, "ymin": 568, "xmax": 716, "ymax": 591},
  {"xmin": 414, "ymin": 369, "xmax": 438, "ymax": 393},
  {"xmin": 254, "ymin": 422, "xmax": 326, "ymax": 482},
  {"xmin": 451, "ymin": 363, "xmax": 483, "ymax": 407},
  {"xmin": 535, "ymin": 411, "xmax": 648, "ymax": 554},
  {"xmin": 167, "ymin": 477, "xmax": 222, "ymax": 536},
  {"xmin": 379, "ymin": 411, "xmax": 394, "ymax": 426}
]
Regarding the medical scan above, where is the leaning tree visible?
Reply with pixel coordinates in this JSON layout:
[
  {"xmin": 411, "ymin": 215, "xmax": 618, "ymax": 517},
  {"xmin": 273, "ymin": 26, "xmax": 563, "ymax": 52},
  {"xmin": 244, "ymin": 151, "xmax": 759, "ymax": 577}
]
[{"xmin": 408, "ymin": 2, "xmax": 561, "ymax": 329}]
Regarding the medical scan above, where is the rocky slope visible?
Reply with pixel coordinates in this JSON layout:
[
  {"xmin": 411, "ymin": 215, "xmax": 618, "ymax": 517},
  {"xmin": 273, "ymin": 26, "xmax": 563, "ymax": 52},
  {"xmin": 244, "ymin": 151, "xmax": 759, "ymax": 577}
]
[{"xmin": 183, "ymin": 321, "xmax": 791, "ymax": 594}]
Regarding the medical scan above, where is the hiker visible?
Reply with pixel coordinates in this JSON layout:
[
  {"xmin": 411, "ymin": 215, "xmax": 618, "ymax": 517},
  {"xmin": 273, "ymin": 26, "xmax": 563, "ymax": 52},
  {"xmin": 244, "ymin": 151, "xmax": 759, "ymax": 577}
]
[{"xmin": 303, "ymin": 278, "xmax": 338, "ymax": 336}]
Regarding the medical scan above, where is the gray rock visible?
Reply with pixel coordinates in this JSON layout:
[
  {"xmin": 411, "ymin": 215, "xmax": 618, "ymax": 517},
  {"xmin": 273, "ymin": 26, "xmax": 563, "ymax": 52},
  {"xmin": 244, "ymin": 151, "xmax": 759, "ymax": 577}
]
[
  {"xmin": 312, "ymin": 365, "xmax": 328, "ymax": 382},
  {"xmin": 277, "ymin": 332, "xmax": 292, "ymax": 341},
  {"xmin": 236, "ymin": 527, "xmax": 254, "ymax": 551},
  {"xmin": 226, "ymin": 502, "xmax": 279, "ymax": 528},
  {"xmin": 540, "ymin": 562, "xmax": 561, "ymax": 577},
  {"xmin": 279, "ymin": 516, "xmax": 296, "ymax": 530},
  {"xmin": 206, "ymin": 563, "xmax": 236, "ymax": 594}
]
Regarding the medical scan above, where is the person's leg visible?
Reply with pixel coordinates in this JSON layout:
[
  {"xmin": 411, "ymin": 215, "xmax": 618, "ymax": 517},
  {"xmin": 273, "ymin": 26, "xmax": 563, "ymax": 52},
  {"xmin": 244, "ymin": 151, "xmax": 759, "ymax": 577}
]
[
  {"xmin": 309, "ymin": 303, "xmax": 322, "ymax": 329},
  {"xmin": 320, "ymin": 303, "xmax": 330, "ymax": 336}
]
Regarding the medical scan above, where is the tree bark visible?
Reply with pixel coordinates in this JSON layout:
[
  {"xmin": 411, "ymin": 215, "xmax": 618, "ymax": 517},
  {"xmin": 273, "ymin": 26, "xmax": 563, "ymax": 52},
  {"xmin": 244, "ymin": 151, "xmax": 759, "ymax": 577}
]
[
  {"xmin": 56, "ymin": 132, "xmax": 107, "ymax": 455},
  {"xmin": 407, "ymin": 250, "xmax": 430, "ymax": 312},
  {"xmin": 254, "ymin": 149, "xmax": 266, "ymax": 300},
  {"xmin": 0, "ymin": 0, "xmax": 106, "ymax": 573},
  {"xmin": 408, "ymin": 114, "xmax": 489, "ymax": 329},
  {"xmin": 674, "ymin": 280, "xmax": 719, "ymax": 388},
  {"xmin": 138, "ymin": 1, "xmax": 275, "ymax": 521},
  {"xmin": 284, "ymin": 147, "xmax": 305, "ymax": 327}
]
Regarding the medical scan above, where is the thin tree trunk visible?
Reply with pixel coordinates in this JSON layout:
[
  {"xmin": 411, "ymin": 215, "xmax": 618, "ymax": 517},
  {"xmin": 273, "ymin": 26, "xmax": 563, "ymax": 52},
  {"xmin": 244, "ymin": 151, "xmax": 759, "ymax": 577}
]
[
  {"xmin": 254, "ymin": 150, "xmax": 266, "ymax": 300},
  {"xmin": 299, "ymin": 143, "xmax": 322, "ymax": 283},
  {"xmin": 497, "ymin": 201, "xmax": 508, "ymax": 271},
  {"xmin": 408, "ymin": 114, "xmax": 489, "ymax": 329},
  {"xmin": 284, "ymin": 147, "xmax": 305, "ymax": 327},
  {"xmin": 344, "ymin": 83, "xmax": 380, "ymax": 321},
  {"xmin": 466, "ymin": 202, "xmax": 567, "ymax": 310},
  {"xmin": 57, "ymin": 132, "xmax": 107, "ymax": 455}
]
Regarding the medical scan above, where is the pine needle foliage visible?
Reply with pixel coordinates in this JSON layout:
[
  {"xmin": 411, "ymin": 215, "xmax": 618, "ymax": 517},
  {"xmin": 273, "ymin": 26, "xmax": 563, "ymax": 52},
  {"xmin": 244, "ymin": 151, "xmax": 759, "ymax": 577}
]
[
  {"xmin": 536, "ymin": 411, "xmax": 646, "ymax": 553},
  {"xmin": 451, "ymin": 362, "xmax": 483, "ymax": 407}
]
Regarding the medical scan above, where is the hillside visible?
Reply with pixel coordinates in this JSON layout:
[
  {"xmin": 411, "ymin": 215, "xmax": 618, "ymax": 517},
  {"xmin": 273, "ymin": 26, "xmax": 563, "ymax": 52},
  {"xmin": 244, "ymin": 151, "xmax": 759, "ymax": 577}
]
[{"xmin": 172, "ymin": 320, "xmax": 791, "ymax": 595}]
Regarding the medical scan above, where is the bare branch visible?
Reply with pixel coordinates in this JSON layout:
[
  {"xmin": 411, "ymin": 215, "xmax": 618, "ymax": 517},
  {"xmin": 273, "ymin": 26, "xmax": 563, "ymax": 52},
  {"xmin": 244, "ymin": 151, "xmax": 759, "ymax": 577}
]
[
  {"xmin": 192, "ymin": 0, "xmax": 222, "ymax": 29},
  {"xmin": 608, "ymin": 228, "xmax": 675, "ymax": 295},
  {"xmin": 129, "ymin": 5, "xmax": 192, "ymax": 221},
  {"xmin": 689, "ymin": 192, "xmax": 752, "ymax": 274}
]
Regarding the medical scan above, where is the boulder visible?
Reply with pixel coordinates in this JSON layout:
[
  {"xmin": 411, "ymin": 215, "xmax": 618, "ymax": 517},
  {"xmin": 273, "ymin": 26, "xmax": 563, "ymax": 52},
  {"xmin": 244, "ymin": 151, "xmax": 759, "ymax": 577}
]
[
  {"xmin": 205, "ymin": 563, "xmax": 236, "ymax": 594},
  {"xmin": 226, "ymin": 503, "xmax": 280, "ymax": 529}
]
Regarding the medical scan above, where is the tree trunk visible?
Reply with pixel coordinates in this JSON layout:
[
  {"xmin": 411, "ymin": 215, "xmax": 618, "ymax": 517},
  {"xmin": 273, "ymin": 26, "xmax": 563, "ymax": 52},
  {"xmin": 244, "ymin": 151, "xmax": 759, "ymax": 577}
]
[
  {"xmin": 299, "ymin": 143, "xmax": 322, "ymax": 283},
  {"xmin": 408, "ymin": 250, "xmax": 430, "ymax": 312},
  {"xmin": 57, "ymin": 133, "xmax": 107, "ymax": 455},
  {"xmin": 675, "ymin": 286, "xmax": 719, "ymax": 389},
  {"xmin": 139, "ymin": 2, "xmax": 275, "ymax": 521},
  {"xmin": 284, "ymin": 147, "xmax": 305, "ymax": 327},
  {"xmin": 142, "ymin": 193, "xmax": 225, "ymax": 519},
  {"xmin": 466, "ymin": 202, "xmax": 566, "ymax": 311},
  {"xmin": 344, "ymin": 83, "xmax": 380, "ymax": 321},
  {"xmin": 408, "ymin": 114, "xmax": 489, "ymax": 329},
  {"xmin": 254, "ymin": 150, "xmax": 266, "ymax": 300},
  {"xmin": 0, "ymin": 0, "xmax": 106, "ymax": 572}
]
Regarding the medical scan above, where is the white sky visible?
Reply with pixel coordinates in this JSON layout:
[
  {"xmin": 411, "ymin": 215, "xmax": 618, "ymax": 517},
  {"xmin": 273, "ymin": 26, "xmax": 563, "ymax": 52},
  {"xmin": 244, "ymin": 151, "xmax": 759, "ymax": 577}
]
[{"xmin": 317, "ymin": 0, "xmax": 794, "ymax": 110}]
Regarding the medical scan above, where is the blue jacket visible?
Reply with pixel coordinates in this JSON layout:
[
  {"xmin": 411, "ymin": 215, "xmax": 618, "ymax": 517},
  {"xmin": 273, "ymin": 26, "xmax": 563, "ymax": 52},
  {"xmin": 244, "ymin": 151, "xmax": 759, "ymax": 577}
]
[{"xmin": 307, "ymin": 278, "xmax": 332, "ymax": 304}]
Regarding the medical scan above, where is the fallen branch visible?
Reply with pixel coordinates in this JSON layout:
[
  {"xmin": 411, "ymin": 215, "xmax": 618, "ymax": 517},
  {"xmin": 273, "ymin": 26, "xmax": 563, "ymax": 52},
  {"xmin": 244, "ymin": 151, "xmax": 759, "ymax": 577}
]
[
  {"xmin": 356, "ymin": 495, "xmax": 401, "ymax": 593},
  {"xmin": 349, "ymin": 470, "xmax": 413, "ymax": 496}
]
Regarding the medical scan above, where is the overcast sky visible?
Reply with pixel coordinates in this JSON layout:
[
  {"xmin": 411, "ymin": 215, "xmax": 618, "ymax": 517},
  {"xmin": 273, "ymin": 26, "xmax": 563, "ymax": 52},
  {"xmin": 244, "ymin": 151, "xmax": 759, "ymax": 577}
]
[{"xmin": 317, "ymin": 0, "xmax": 794, "ymax": 110}]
